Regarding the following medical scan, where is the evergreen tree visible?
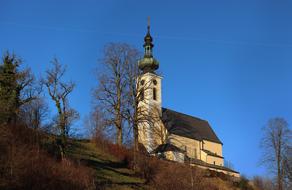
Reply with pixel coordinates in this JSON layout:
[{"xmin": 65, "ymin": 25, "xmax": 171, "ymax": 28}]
[
  {"xmin": 0, "ymin": 52, "xmax": 37, "ymax": 124},
  {"xmin": 0, "ymin": 53, "xmax": 20, "ymax": 123}
]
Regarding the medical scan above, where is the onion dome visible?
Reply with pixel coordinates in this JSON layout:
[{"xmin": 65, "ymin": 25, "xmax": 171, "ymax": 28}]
[{"xmin": 138, "ymin": 18, "xmax": 159, "ymax": 73}]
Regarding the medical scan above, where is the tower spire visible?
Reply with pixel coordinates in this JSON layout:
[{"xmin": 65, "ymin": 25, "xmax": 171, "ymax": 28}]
[
  {"xmin": 138, "ymin": 17, "xmax": 159, "ymax": 73},
  {"xmin": 147, "ymin": 16, "xmax": 150, "ymax": 33}
]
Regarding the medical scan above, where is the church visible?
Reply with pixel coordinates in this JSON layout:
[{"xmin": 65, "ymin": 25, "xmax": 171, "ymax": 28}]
[{"xmin": 137, "ymin": 21, "xmax": 239, "ymax": 177}]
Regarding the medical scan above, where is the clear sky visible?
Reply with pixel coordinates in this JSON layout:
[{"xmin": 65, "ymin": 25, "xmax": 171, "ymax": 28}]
[{"xmin": 1, "ymin": 0, "xmax": 292, "ymax": 178}]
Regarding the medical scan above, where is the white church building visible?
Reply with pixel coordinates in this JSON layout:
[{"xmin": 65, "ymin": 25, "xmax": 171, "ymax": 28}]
[{"xmin": 137, "ymin": 21, "xmax": 239, "ymax": 177}]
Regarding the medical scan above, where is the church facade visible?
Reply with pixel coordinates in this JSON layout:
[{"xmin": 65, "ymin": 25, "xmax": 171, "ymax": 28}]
[{"xmin": 137, "ymin": 22, "xmax": 239, "ymax": 178}]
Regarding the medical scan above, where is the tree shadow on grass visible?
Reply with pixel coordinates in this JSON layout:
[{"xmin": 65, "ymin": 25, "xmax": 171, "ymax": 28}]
[
  {"xmin": 81, "ymin": 158, "xmax": 132, "ymax": 177},
  {"xmin": 66, "ymin": 140, "xmax": 146, "ymax": 188},
  {"xmin": 82, "ymin": 158, "xmax": 147, "ymax": 189}
]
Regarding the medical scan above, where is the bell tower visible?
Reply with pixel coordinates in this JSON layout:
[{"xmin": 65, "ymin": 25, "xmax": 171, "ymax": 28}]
[{"xmin": 137, "ymin": 18, "xmax": 163, "ymax": 152}]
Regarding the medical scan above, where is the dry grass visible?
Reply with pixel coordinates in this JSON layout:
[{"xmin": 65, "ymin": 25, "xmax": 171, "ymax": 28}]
[
  {"xmin": 0, "ymin": 123, "xmax": 256, "ymax": 190},
  {"xmin": 0, "ymin": 124, "xmax": 95, "ymax": 190},
  {"xmin": 134, "ymin": 153, "xmax": 240, "ymax": 190}
]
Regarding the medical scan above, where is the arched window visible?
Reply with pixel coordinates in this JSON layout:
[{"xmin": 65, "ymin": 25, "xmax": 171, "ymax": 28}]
[
  {"xmin": 140, "ymin": 87, "xmax": 144, "ymax": 101},
  {"xmin": 145, "ymin": 46, "xmax": 151, "ymax": 55},
  {"xmin": 153, "ymin": 88, "xmax": 157, "ymax": 100},
  {"xmin": 140, "ymin": 80, "xmax": 145, "ymax": 86}
]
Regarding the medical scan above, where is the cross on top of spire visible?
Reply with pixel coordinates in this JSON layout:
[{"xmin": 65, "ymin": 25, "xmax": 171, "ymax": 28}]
[
  {"xmin": 144, "ymin": 16, "xmax": 153, "ymax": 47},
  {"xmin": 147, "ymin": 16, "xmax": 150, "ymax": 31}
]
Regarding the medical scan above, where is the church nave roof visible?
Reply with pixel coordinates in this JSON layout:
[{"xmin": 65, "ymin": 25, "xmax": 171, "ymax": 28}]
[{"xmin": 162, "ymin": 108, "xmax": 222, "ymax": 144}]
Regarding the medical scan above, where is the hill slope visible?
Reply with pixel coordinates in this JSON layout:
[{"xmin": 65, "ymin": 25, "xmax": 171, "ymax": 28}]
[
  {"xmin": 67, "ymin": 140, "xmax": 146, "ymax": 190},
  {"xmin": 66, "ymin": 139, "xmax": 251, "ymax": 190}
]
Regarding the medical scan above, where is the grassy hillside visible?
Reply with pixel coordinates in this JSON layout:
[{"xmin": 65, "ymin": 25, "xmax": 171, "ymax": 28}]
[
  {"xmin": 0, "ymin": 124, "xmax": 253, "ymax": 190},
  {"xmin": 66, "ymin": 139, "xmax": 251, "ymax": 190},
  {"xmin": 67, "ymin": 139, "xmax": 147, "ymax": 190}
]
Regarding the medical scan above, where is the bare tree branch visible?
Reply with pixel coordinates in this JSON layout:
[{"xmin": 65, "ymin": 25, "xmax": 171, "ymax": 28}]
[
  {"xmin": 260, "ymin": 118, "xmax": 292, "ymax": 190},
  {"xmin": 42, "ymin": 58, "xmax": 78, "ymax": 158}
]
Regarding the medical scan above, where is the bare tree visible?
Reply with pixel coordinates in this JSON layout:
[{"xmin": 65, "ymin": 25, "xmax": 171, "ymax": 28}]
[
  {"xmin": 42, "ymin": 58, "xmax": 78, "ymax": 157},
  {"xmin": 126, "ymin": 74, "xmax": 163, "ymax": 169},
  {"xmin": 18, "ymin": 97, "xmax": 49, "ymax": 148},
  {"xmin": 19, "ymin": 97, "xmax": 49, "ymax": 130},
  {"xmin": 84, "ymin": 107, "xmax": 106, "ymax": 139},
  {"xmin": 94, "ymin": 42, "xmax": 166, "ymax": 156},
  {"xmin": 261, "ymin": 118, "xmax": 292, "ymax": 190},
  {"xmin": 252, "ymin": 176, "xmax": 275, "ymax": 190},
  {"xmin": 224, "ymin": 160, "xmax": 234, "ymax": 170},
  {"xmin": 94, "ymin": 43, "xmax": 140, "ymax": 145},
  {"xmin": 123, "ymin": 50, "xmax": 147, "ymax": 150},
  {"xmin": 284, "ymin": 146, "xmax": 292, "ymax": 188}
]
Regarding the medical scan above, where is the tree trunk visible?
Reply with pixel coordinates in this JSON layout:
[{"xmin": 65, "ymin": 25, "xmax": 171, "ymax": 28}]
[
  {"xmin": 9, "ymin": 142, "xmax": 13, "ymax": 179},
  {"xmin": 133, "ymin": 125, "xmax": 139, "ymax": 172},
  {"xmin": 117, "ymin": 127, "xmax": 122, "ymax": 146},
  {"xmin": 134, "ymin": 126, "xmax": 139, "ymax": 151},
  {"xmin": 277, "ymin": 133, "xmax": 283, "ymax": 190},
  {"xmin": 277, "ymin": 161, "xmax": 283, "ymax": 190}
]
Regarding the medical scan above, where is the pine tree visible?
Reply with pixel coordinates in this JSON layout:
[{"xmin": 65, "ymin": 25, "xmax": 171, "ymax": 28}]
[
  {"xmin": 0, "ymin": 53, "xmax": 20, "ymax": 124},
  {"xmin": 0, "ymin": 52, "xmax": 37, "ymax": 124}
]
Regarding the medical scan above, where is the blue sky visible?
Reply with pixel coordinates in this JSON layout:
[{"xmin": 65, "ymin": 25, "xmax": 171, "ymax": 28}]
[{"xmin": 1, "ymin": 0, "xmax": 292, "ymax": 177}]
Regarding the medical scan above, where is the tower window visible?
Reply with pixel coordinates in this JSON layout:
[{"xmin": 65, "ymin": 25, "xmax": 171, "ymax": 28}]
[
  {"xmin": 140, "ymin": 88, "xmax": 144, "ymax": 101},
  {"xmin": 153, "ymin": 88, "xmax": 157, "ymax": 100},
  {"xmin": 146, "ymin": 46, "xmax": 151, "ymax": 55},
  {"xmin": 153, "ymin": 79, "xmax": 157, "ymax": 85},
  {"xmin": 140, "ymin": 80, "xmax": 145, "ymax": 86}
]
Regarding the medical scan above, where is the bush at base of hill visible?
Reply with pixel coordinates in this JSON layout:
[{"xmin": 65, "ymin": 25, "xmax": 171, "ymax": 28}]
[{"xmin": 0, "ymin": 124, "xmax": 95, "ymax": 190}]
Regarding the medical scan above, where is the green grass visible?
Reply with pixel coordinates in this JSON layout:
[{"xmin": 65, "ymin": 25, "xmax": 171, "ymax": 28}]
[{"xmin": 66, "ymin": 139, "xmax": 147, "ymax": 190}]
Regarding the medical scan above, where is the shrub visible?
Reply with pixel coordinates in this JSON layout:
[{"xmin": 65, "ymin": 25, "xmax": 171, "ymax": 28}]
[
  {"xmin": 134, "ymin": 153, "xmax": 160, "ymax": 182},
  {"xmin": 93, "ymin": 135, "xmax": 133, "ymax": 168},
  {"xmin": 0, "ymin": 124, "xmax": 95, "ymax": 190},
  {"xmin": 132, "ymin": 151, "xmax": 238, "ymax": 190},
  {"xmin": 235, "ymin": 175, "xmax": 254, "ymax": 190},
  {"xmin": 252, "ymin": 176, "xmax": 274, "ymax": 190},
  {"xmin": 106, "ymin": 143, "xmax": 133, "ymax": 166}
]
